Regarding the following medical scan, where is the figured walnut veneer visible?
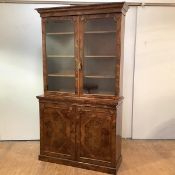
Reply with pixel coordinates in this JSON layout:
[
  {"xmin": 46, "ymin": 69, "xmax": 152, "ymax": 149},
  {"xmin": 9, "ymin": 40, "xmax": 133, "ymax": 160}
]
[{"xmin": 36, "ymin": 3, "xmax": 128, "ymax": 174}]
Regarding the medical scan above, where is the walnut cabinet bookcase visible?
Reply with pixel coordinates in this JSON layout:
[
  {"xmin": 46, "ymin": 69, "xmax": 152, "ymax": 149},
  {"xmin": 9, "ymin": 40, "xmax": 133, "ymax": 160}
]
[{"xmin": 36, "ymin": 3, "xmax": 128, "ymax": 174}]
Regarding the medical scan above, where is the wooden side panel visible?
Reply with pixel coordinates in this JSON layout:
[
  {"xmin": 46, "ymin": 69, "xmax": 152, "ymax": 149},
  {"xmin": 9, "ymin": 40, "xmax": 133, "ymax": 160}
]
[
  {"xmin": 118, "ymin": 14, "xmax": 126, "ymax": 97},
  {"xmin": 116, "ymin": 102, "xmax": 123, "ymax": 162},
  {"xmin": 77, "ymin": 106, "xmax": 116, "ymax": 167},
  {"xmin": 40, "ymin": 102, "xmax": 76, "ymax": 160}
]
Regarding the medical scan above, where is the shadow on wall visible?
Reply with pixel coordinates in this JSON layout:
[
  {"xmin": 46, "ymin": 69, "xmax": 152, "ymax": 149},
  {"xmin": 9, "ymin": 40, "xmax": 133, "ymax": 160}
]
[{"xmin": 151, "ymin": 118, "xmax": 175, "ymax": 139}]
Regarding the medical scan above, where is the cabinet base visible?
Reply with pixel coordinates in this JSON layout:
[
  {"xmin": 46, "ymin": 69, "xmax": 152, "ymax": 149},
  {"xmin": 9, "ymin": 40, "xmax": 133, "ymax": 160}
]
[{"xmin": 39, "ymin": 155, "xmax": 122, "ymax": 175}]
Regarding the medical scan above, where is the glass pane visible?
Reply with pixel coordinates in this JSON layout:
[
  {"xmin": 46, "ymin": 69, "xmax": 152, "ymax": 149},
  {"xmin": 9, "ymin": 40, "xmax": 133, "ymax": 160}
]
[
  {"xmin": 47, "ymin": 58, "xmax": 74, "ymax": 75},
  {"xmin": 84, "ymin": 33, "xmax": 116, "ymax": 56},
  {"xmin": 48, "ymin": 77, "xmax": 75, "ymax": 92},
  {"xmin": 85, "ymin": 18, "xmax": 115, "ymax": 31},
  {"xmin": 46, "ymin": 35, "xmax": 74, "ymax": 56},
  {"xmin": 84, "ymin": 58, "xmax": 115, "ymax": 77},
  {"xmin": 84, "ymin": 78, "xmax": 115, "ymax": 95},
  {"xmin": 46, "ymin": 19, "xmax": 75, "ymax": 93},
  {"xmin": 46, "ymin": 20, "xmax": 74, "ymax": 33},
  {"xmin": 83, "ymin": 17, "xmax": 116, "ymax": 95}
]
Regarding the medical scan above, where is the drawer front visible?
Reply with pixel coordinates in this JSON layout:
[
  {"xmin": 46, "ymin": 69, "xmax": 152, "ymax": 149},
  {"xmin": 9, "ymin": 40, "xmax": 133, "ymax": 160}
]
[{"xmin": 40, "ymin": 102, "xmax": 76, "ymax": 160}]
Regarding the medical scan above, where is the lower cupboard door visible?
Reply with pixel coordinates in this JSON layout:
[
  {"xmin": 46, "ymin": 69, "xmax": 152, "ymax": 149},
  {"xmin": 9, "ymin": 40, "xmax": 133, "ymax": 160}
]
[
  {"xmin": 77, "ymin": 107, "xmax": 116, "ymax": 167},
  {"xmin": 40, "ymin": 104, "xmax": 76, "ymax": 160}
]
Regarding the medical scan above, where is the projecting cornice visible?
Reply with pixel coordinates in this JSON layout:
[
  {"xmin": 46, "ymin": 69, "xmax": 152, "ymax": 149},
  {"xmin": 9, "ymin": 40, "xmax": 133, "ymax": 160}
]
[{"xmin": 0, "ymin": 1, "xmax": 175, "ymax": 7}]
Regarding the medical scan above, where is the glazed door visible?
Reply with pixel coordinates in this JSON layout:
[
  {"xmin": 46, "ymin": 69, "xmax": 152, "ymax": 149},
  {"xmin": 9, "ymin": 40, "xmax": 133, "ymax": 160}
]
[
  {"xmin": 40, "ymin": 103, "xmax": 76, "ymax": 160},
  {"xmin": 80, "ymin": 14, "xmax": 120, "ymax": 96},
  {"xmin": 43, "ymin": 15, "xmax": 120, "ymax": 96},
  {"xmin": 44, "ymin": 16, "xmax": 79, "ymax": 94},
  {"xmin": 76, "ymin": 106, "xmax": 116, "ymax": 167}
]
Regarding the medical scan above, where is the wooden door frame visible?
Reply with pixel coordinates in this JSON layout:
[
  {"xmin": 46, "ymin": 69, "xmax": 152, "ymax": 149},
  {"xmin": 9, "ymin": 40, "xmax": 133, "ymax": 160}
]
[
  {"xmin": 41, "ymin": 16, "xmax": 79, "ymax": 97},
  {"xmin": 79, "ymin": 13, "xmax": 122, "ymax": 99}
]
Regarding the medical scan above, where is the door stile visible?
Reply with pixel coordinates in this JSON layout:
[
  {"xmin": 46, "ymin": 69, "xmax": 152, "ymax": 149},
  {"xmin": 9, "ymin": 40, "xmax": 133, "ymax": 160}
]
[
  {"xmin": 74, "ymin": 16, "xmax": 79, "ymax": 95},
  {"xmin": 115, "ymin": 14, "xmax": 122, "ymax": 97},
  {"xmin": 74, "ymin": 16, "xmax": 81, "ymax": 160},
  {"xmin": 42, "ymin": 18, "xmax": 48, "ymax": 93},
  {"xmin": 79, "ymin": 16, "xmax": 85, "ymax": 96}
]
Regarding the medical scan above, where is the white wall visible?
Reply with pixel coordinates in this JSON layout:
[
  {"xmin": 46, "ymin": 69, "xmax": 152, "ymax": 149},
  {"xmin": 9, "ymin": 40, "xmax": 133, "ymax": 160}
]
[
  {"xmin": 0, "ymin": 4, "xmax": 61, "ymax": 140},
  {"xmin": 133, "ymin": 6, "xmax": 175, "ymax": 139},
  {"xmin": 122, "ymin": 7, "xmax": 137, "ymax": 138},
  {"xmin": 0, "ymin": 3, "xmax": 175, "ymax": 140}
]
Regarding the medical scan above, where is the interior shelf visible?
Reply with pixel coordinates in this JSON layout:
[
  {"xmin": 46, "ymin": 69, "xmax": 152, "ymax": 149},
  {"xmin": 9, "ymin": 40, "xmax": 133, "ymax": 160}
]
[
  {"xmin": 85, "ymin": 75, "xmax": 115, "ymax": 79},
  {"xmin": 46, "ymin": 32, "xmax": 74, "ymax": 35},
  {"xmin": 47, "ymin": 55, "xmax": 74, "ymax": 58},
  {"xmin": 84, "ymin": 55, "xmax": 116, "ymax": 58},
  {"xmin": 48, "ymin": 73, "xmax": 75, "ymax": 77},
  {"xmin": 85, "ymin": 31, "xmax": 116, "ymax": 34},
  {"xmin": 85, "ymin": 92, "xmax": 115, "ymax": 96}
]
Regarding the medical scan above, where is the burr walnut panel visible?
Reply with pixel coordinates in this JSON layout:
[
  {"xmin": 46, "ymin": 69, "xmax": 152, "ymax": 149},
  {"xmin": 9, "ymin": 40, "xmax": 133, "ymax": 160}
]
[
  {"xmin": 77, "ymin": 107, "xmax": 115, "ymax": 166},
  {"xmin": 41, "ymin": 104, "xmax": 76, "ymax": 160}
]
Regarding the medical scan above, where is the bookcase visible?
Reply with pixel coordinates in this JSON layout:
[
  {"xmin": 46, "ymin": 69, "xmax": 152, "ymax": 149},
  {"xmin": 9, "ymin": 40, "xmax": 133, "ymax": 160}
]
[{"xmin": 36, "ymin": 3, "xmax": 128, "ymax": 174}]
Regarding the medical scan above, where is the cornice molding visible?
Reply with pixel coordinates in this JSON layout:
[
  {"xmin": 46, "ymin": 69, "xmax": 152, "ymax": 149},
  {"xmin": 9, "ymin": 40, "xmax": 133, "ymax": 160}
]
[
  {"xmin": 0, "ymin": 1, "xmax": 175, "ymax": 7},
  {"xmin": 128, "ymin": 2, "xmax": 175, "ymax": 7},
  {"xmin": 0, "ymin": 0, "xmax": 98, "ymax": 4}
]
